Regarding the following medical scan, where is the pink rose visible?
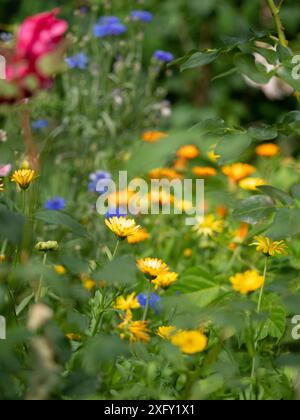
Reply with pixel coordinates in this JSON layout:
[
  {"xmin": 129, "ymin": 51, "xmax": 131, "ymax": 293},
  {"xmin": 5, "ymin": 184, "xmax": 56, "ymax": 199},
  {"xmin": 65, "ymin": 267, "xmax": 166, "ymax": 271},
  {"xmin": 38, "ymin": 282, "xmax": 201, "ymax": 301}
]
[
  {"xmin": 0, "ymin": 9, "xmax": 68, "ymax": 103},
  {"xmin": 0, "ymin": 164, "xmax": 12, "ymax": 177},
  {"xmin": 16, "ymin": 9, "xmax": 68, "ymax": 62}
]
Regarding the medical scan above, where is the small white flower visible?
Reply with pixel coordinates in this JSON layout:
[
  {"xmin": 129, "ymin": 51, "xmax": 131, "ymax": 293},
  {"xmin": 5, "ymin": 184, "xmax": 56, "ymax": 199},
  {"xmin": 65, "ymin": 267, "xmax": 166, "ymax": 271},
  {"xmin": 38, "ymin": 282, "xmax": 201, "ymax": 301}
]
[{"xmin": 0, "ymin": 130, "xmax": 7, "ymax": 143}]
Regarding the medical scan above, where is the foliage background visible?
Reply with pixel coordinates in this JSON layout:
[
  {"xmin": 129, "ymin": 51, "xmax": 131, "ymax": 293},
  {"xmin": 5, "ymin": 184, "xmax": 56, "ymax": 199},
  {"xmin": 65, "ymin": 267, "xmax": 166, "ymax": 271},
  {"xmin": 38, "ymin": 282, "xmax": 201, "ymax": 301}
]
[{"xmin": 1, "ymin": 0, "xmax": 300, "ymax": 401}]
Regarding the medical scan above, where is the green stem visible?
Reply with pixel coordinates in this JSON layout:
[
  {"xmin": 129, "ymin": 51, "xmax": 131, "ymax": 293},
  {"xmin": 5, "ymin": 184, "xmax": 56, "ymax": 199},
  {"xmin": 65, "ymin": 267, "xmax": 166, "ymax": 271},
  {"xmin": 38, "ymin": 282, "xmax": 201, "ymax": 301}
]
[
  {"xmin": 250, "ymin": 257, "xmax": 268, "ymax": 399},
  {"xmin": 1, "ymin": 239, "xmax": 7, "ymax": 256},
  {"xmin": 142, "ymin": 282, "xmax": 151, "ymax": 321},
  {"xmin": 111, "ymin": 240, "xmax": 120, "ymax": 261},
  {"xmin": 22, "ymin": 190, "xmax": 26, "ymax": 215},
  {"xmin": 35, "ymin": 252, "xmax": 48, "ymax": 302},
  {"xmin": 266, "ymin": 0, "xmax": 288, "ymax": 46}
]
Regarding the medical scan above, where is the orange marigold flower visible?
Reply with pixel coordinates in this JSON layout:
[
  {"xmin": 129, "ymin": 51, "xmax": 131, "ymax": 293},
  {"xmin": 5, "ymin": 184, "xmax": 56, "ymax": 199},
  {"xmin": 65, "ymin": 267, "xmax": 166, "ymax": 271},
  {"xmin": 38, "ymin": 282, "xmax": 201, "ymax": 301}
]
[
  {"xmin": 239, "ymin": 177, "xmax": 266, "ymax": 191},
  {"xmin": 171, "ymin": 330, "xmax": 208, "ymax": 354},
  {"xmin": 149, "ymin": 168, "xmax": 182, "ymax": 180},
  {"xmin": 152, "ymin": 271, "xmax": 178, "ymax": 289},
  {"xmin": 222, "ymin": 163, "xmax": 256, "ymax": 182},
  {"xmin": 157, "ymin": 325, "xmax": 176, "ymax": 340},
  {"xmin": 230, "ymin": 270, "xmax": 264, "ymax": 295},
  {"xmin": 216, "ymin": 205, "xmax": 228, "ymax": 218},
  {"xmin": 141, "ymin": 131, "xmax": 168, "ymax": 143},
  {"xmin": 127, "ymin": 228, "xmax": 150, "ymax": 244},
  {"xmin": 137, "ymin": 258, "xmax": 169, "ymax": 278},
  {"xmin": 118, "ymin": 313, "xmax": 150, "ymax": 343},
  {"xmin": 173, "ymin": 158, "xmax": 188, "ymax": 171},
  {"xmin": 255, "ymin": 143, "xmax": 280, "ymax": 157},
  {"xmin": 177, "ymin": 145, "xmax": 200, "ymax": 160},
  {"xmin": 192, "ymin": 166, "xmax": 217, "ymax": 178}
]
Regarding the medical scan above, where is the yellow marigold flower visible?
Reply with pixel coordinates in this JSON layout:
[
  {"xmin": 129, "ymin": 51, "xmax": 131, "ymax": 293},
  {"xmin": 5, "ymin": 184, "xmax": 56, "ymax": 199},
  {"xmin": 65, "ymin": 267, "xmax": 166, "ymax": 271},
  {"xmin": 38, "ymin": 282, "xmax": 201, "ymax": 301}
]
[
  {"xmin": 0, "ymin": 178, "xmax": 4, "ymax": 192},
  {"xmin": 148, "ymin": 190, "xmax": 175, "ymax": 206},
  {"xmin": 173, "ymin": 157, "xmax": 188, "ymax": 171},
  {"xmin": 193, "ymin": 214, "xmax": 224, "ymax": 238},
  {"xmin": 157, "ymin": 325, "xmax": 176, "ymax": 340},
  {"xmin": 114, "ymin": 292, "xmax": 140, "ymax": 313},
  {"xmin": 54, "ymin": 265, "xmax": 66, "ymax": 275},
  {"xmin": 0, "ymin": 254, "xmax": 5, "ymax": 263},
  {"xmin": 83, "ymin": 279, "xmax": 96, "ymax": 291},
  {"xmin": 174, "ymin": 199, "xmax": 193, "ymax": 213},
  {"xmin": 171, "ymin": 330, "xmax": 208, "ymax": 354},
  {"xmin": 152, "ymin": 271, "xmax": 178, "ymax": 289},
  {"xmin": 207, "ymin": 150, "xmax": 221, "ymax": 162},
  {"xmin": 127, "ymin": 228, "xmax": 150, "ymax": 244},
  {"xmin": 177, "ymin": 145, "xmax": 200, "ymax": 160},
  {"xmin": 230, "ymin": 270, "xmax": 264, "ymax": 295},
  {"xmin": 141, "ymin": 131, "xmax": 168, "ymax": 143},
  {"xmin": 222, "ymin": 163, "xmax": 256, "ymax": 183},
  {"xmin": 105, "ymin": 216, "xmax": 141, "ymax": 239},
  {"xmin": 192, "ymin": 166, "xmax": 217, "ymax": 178},
  {"xmin": 107, "ymin": 190, "xmax": 135, "ymax": 207},
  {"xmin": 149, "ymin": 168, "xmax": 182, "ymax": 180},
  {"xmin": 137, "ymin": 258, "xmax": 169, "ymax": 278},
  {"xmin": 250, "ymin": 236, "xmax": 288, "ymax": 257},
  {"xmin": 80, "ymin": 274, "xmax": 96, "ymax": 291},
  {"xmin": 239, "ymin": 177, "xmax": 266, "ymax": 191},
  {"xmin": 183, "ymin": 248, "xmax": 193, "ymax": 257},
  {"xmin": 256, "ymin": 143, "xmax": 280, "ymax": 157},
  {"xmin": 118, "ymin": 313, "xmax": 150, "ymax": 343},
  {"xmin": 66, "ymin": 333, "xmax": 82, "ymax": 342},
  {"xmin": 11, "ymin": 169, "xmax": 37, "ymax": 190}
]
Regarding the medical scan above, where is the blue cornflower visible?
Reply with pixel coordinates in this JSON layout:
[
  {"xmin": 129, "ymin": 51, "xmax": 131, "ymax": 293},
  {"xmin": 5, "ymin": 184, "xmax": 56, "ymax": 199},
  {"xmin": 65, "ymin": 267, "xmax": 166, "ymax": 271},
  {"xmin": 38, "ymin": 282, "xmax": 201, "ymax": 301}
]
[
  {"xmin": 137, "ymin": 293, "xmax": 162, "ymax": 312},
  {"xmin": 44, "ymin": 197, "xmax": 66, "ymax": 211},
  {"xmin": 32, "ymin": 119, "xmax": 49, "ymax": 130},
  {"xmin": 93, "ymin": 21, "xmax": 127, "ymax": 38},
  {"xmin": 0, "ymin": 32, "xmax": 13, "ymax": 42},
  {"xmin": 105, "ymin": 207, "xmax": 127, "ymax": 219},
  {"xmin": 98, "ymin": 16, "xmax": 121, "ymax": 25},
  {"xmin": 88, "ymin": 170, "xmax": 112, "ymax": 194},
  {"xmin": 130, "ymin": 11, "xmax": 153, "ymax": 23},
  {"xmin": 153, "ymin": 50, "xmax": 174, "ymax": 63},
  {"xmin": 65, "ymin": 53, "xmax": 89, "ymax": 70}
]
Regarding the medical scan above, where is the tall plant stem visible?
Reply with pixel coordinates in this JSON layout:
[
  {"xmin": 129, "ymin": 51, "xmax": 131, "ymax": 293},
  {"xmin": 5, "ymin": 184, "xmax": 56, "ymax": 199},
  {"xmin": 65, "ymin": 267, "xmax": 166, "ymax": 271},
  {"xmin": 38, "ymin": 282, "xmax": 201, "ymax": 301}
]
[
  {"xmin": 111, "ymin": 240, "xmax": 120, "ymax": 261},
  {"xmin": 250, "ymin": 257, "xmax": 268, "ymax": 399},
  {"xmin": 142, "ymin": 282, "xmax": 151, "ymax": 321},
  {"xmin": 35, "ymin": 252, "xmax": 48, "ymax": 302},
  {"xmin": 266, "ymin": 0, "xmax": 288, "ymax": 47}
]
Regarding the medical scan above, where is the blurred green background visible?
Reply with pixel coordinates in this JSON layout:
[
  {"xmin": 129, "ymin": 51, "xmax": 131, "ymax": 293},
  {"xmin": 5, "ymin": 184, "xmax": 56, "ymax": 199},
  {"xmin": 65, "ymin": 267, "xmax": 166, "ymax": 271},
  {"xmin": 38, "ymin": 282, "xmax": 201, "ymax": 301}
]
[{"xmin": 1, "ymin": 0, "xmax": 300, "ymax": 127}]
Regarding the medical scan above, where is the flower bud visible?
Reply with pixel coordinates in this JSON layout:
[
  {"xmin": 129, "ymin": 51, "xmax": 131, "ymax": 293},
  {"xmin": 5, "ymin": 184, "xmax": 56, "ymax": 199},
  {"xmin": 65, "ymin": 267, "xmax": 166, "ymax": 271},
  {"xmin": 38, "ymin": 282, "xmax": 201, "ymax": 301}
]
[{"xmin": 35, "ymin": 241, "xmax": 59, "ymax": 252}]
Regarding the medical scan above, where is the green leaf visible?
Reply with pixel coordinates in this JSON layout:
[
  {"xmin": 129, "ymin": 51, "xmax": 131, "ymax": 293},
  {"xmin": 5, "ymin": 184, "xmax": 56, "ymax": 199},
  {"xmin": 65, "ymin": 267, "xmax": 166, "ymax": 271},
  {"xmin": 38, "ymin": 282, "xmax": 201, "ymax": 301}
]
[
  {"xmin": 35, "ymin": 210, "xmax": 88, "ymax": 238},
  {"xmin": 180, "ymin": 50, "xmax": 220, "ymax": 71},
  {"xmin": 16, "ymin": 293, "xmax": 34, "ymax": 316},
  {"xmin": 83, "ymin": 335, "xmax": 128, "ymax": 373},
  {"xmin": 277, "ymin": 65, "xmax": 300, "ymax": 91},
  {"xmin": 94, "ymin": 255, "xmax": 137, "ymax": 286},
  {"xmin": 257, "ymin": 185, "xmax": 293, "ymax": 206},
  {"xmin": 126, "ymin": 130, "xmax": 203, "ymax": 176},
  {"xmin": 290, "ymin": 184, "xmax": 300, "ymax": 200},
  {"xmin": 212, "ymin": 68, "xmax": 237, "ymax": 82},
  {"xmin": 0, "ymin": 209, "xmax": 25, "ymax": 244},
  {"xmin": 174, "ymin": 267, "xmax": 217, "ymax": 293},
  {"xmin": 258, "ymin": 294, "xmax": 286, "ymax": 341},
  {"xmin": 190, "ymin": 374, "xmax": 224, "ymax": 399},
  {"xmin": 215, "ymin": 133, "xmax": 252, "ymax": 164},
  {"xmin": 233, "ymin": 195, "xmax": 276, "ymax": 225},
  {"xmin": 234, "ymin": 53, "xmax": 272, "ymax": 84},
  {"xmin": 248, "ymin": 126, "xmax": 278, "ymax": 141},
  {"xmin": 265, "ymin": 208, "xmax": 300, "ymax": 239}
]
